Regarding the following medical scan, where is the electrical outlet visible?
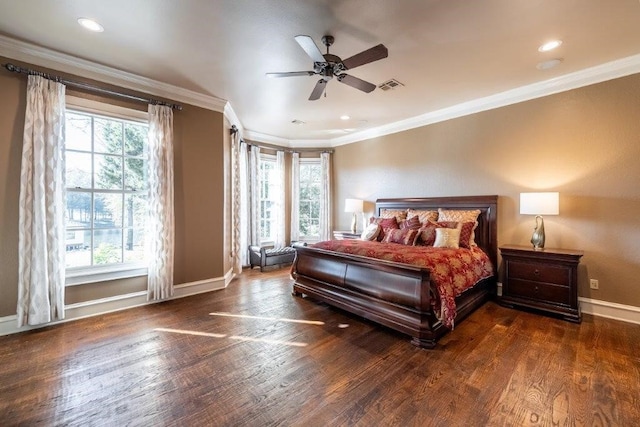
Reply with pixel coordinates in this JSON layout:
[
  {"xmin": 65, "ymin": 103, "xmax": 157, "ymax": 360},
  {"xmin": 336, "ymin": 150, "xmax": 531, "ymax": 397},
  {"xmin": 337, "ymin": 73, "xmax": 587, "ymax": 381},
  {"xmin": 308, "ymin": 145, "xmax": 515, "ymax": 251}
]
[{"xmin": 590, "ymin": 279, "xmax": 599, "ymax": 290}]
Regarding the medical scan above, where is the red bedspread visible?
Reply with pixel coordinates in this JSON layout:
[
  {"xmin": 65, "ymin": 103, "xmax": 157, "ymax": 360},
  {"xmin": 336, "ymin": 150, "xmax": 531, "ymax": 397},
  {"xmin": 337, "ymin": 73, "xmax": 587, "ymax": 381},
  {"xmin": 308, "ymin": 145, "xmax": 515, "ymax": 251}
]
[{"xmin": 311, "ymin": 240, "xmax": 494, "ymax": 328}]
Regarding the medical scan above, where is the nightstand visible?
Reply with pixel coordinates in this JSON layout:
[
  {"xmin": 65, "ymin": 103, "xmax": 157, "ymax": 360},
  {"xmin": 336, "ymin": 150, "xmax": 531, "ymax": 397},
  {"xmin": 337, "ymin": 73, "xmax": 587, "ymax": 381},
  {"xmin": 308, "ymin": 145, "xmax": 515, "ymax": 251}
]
[
  {"xmin": 333, "ymin": 230, "xmax": 361, "ymax": 240},
  {"xmin": 499, "ymin": 245, "xmax": 583, "ymax": 323}
]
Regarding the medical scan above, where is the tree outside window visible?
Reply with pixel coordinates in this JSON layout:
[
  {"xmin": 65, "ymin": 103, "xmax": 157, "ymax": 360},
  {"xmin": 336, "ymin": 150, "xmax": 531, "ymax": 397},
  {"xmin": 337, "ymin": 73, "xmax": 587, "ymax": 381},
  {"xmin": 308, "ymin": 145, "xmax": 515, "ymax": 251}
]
[
  {"xmin": 298, "ymin": 160, "xmax": 321, "ymax": 239},
  {"xmin": 259, "ymin": 155, "xmax": 277, "ymax": 242},
  {"xmin": 65, "ymin": 110, "xmax": 148, "ymax": 269}
]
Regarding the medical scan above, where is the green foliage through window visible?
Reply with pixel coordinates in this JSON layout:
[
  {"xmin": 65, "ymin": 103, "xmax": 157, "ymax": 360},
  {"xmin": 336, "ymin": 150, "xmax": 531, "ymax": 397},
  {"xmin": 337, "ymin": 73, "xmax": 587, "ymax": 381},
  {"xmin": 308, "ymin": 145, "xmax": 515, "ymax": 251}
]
[
  {"xmin": 64, "ymin": 110, "xmax": 149, "ymax": 269},
  {"xmin": 298, "ymin": 161, "xmax": 321, "ymax": 238}
]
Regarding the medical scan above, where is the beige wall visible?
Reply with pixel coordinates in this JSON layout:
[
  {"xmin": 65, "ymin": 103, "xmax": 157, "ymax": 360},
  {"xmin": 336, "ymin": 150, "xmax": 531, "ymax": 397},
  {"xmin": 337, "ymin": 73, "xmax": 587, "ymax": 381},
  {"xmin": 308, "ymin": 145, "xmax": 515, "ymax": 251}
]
[
  {"xmin": 333, "ymin": 73, "xmax": 640, "ymax": 307},
  {"xmin": 0, "ymin": 58, "xmax": 228, "ymax": 316}
]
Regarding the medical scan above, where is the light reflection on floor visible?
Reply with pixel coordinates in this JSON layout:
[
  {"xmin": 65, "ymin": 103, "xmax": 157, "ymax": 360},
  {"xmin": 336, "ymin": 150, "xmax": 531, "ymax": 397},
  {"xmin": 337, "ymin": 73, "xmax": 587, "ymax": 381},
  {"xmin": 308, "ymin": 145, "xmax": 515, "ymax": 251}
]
[
  {"xmin": 209, "ymin": 312, "xmax": 325, "ymax": 325},
  {"xmin": 154, "ymin": 328, "xmax": 308, "ymax": 347}
]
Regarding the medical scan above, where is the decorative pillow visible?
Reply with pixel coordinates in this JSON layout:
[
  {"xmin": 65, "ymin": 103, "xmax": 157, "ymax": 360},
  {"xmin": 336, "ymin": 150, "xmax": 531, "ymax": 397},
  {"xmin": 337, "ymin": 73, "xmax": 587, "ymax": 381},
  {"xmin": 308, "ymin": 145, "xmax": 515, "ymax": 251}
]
[
  {"xmin": 370, "ymin": 216, "xmax": 400, "ymax": 241},
  {"xmin": 417, "ymin": 222, "xmax": 439, "ymax": 246},
  {"xmin": 435, "ymin": 221, "xmax": 475, "ymax": 249},
  {"xmin": 407, "ymin": 209, "xmax": 438, "ymax": 225},
  {"xmin": 437, "ymin": 209, "xmax": 481, "ymax": 246},
  {"xmin": 379, "ymin": 209, "xmax": 407, "ymax": 223},
  {"xmin": 417, "ymin": 221, "xmax": 456, "ymax": 246},
  {"xmin": 360, "ymin": 223, "xmax": 381, "ymax": 241},
  {"xmin": 400, "ymin": 215, "xmax": 421, "ymax": 230},
  {"xmin": 433, "ymin": 227, "xmax": 461, "ymax": 249},
  {"xmin": 382, "ymin": 228, "xmax": 419, "ymax": 246}
]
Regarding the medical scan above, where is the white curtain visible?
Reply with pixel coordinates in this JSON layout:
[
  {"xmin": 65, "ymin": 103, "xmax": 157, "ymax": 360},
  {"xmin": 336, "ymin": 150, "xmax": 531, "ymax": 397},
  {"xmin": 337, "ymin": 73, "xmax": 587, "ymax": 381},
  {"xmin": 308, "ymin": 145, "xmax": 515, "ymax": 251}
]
[
  {"xmin": 146, "ymin": 104, "xmax": 174, "ymax": 301},
  {"xmin": 230, "ymin": 130, "xmax": 242, "ymax": 274},
  {"xmin": 239, "ymin": 141, "xmax": 249, "ymax": 266},
  {"xmin": 319, "ymin": 152, "xmax": 332, "ymax": 241},
  {"xmin": 290, "ymin": 152, "xmax": 300, "ymax": 242},
  {"xmin": 274, "ymin": 150, "xmax": 286, "ymax": 248},
  {"xmin": 249, "ymin": 145, "xmax": 261, "ymax": 246},
  {"xmin": 17, "ymin": 75, "xmax": 66, "ymax": 327}
]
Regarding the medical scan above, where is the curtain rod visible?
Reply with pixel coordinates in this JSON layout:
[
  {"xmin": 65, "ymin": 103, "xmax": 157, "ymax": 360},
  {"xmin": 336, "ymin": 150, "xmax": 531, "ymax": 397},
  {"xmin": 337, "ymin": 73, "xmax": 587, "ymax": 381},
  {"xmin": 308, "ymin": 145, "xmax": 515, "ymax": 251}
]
[
  {"xmin": 245, "ymin": 140, "xmax": 333, "ymax": 154},
  {"xmin": 231, "ymin": 126, "xmax": 333, "ymax": 154},
  {"xmin": 3, "ymin": 63, "xmax": 183, "ymax": 111}
]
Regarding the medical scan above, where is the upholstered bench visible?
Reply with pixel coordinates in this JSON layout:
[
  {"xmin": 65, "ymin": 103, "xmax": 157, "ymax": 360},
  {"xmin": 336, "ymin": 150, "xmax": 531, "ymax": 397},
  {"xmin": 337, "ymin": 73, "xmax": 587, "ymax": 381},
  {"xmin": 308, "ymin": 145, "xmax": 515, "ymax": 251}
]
[{"xmin": 249, "ymin": 245, "xmax": 297, "ymax": 272}]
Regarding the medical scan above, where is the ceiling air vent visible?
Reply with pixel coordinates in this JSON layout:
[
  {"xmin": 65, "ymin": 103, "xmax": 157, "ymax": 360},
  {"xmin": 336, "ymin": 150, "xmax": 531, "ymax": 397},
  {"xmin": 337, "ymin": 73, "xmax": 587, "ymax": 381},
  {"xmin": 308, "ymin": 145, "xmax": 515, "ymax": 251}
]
[{"xmin": 378, "ymin": 78, "xmax": 404, "ymax": 91}]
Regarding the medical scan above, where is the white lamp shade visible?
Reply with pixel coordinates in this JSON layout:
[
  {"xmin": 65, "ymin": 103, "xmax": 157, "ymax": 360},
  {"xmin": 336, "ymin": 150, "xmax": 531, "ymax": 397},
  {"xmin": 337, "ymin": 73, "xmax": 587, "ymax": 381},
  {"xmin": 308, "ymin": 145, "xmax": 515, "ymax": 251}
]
[
  {"xmin": 520, "ymin": 192, "xmax": 559, "ymax": 215},
  {"xmin": 344, "ymin": 198, "xmax": 364, "ymax": 213}
]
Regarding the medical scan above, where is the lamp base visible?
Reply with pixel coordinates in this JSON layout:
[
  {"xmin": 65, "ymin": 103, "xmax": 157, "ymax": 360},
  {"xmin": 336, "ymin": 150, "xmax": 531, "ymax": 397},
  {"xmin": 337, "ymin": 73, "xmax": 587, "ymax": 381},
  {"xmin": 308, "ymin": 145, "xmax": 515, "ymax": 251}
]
[
  {"xmin": 350, "ymin": 213, "xmax": 358, "ymax": 234},
  {"xmin": 531, "ymin": 215, "xmax": 546, "ymax": 249}
]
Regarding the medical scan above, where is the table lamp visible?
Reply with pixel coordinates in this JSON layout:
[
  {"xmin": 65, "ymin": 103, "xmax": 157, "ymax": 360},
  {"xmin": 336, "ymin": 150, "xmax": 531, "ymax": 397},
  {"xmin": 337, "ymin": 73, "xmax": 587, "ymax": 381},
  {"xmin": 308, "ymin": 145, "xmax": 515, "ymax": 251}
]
[
  {"xmin": 520, "ymin": 192, "xmax": 559, "ymax": 249},
  {"xmin": 344, "ymin": 198, "xmax": 364, "ymax": 234}
]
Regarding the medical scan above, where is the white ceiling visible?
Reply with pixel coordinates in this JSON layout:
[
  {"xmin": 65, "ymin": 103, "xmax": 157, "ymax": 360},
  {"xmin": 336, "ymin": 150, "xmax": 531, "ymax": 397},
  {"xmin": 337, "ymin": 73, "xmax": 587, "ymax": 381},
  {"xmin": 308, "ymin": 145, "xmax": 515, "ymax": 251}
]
[{"xmin": 1, "ymin": 0, "xmax": 640, "ymax": 146}]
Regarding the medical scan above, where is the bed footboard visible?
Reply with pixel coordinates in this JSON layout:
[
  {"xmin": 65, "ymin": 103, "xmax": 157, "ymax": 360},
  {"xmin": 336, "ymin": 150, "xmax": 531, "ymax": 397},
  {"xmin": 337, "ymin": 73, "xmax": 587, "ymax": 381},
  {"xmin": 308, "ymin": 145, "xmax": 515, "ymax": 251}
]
[{"xmin": 292, "ymin": 246, "xmax": 447, "ymax": 348}]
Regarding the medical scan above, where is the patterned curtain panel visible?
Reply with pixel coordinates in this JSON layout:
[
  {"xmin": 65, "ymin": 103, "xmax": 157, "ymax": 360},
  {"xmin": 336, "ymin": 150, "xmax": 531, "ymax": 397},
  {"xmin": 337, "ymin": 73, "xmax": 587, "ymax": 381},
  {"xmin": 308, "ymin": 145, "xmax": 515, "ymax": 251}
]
[
  {"xmin": 17, "ymin": 75, "xmax": 66, "ymax": 327},
  {"xmin": 230, "ymin": 130, "xmax": 242, "ymax": 275},
  {"xmin": 239, "ymin": 141, "xmax": 249, "ymax": 266},
  {"xmin": 249, "ymin": 145, "xmax": 261, "ymax": 246},
  {"xmin": 319, "ymin": 152, "xmax": 332, "ymax": 241},
  {"xmin": 290, "ymin": 152, "xmax": 300, "ymax": 242},
  {"xmin": 147, "ymin": 105, "xmax": 174, "ymax": 301},
  {"xmin": 274, "ymin": 151, "xmax": 286, "ymax": 248}
]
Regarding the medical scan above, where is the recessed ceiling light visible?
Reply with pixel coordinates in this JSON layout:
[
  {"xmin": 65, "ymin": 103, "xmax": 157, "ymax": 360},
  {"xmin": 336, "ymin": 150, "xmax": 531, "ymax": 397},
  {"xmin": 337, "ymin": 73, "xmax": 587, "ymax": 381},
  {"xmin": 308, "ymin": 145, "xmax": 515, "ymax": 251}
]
[
  {"xmin": 538, "ymin": 40, "xmax": 562, "ymax": 52},
  {"xmin": 78, "ymin": 18, "xmax": 104, "ymax": 32},
  {"xmin": 340, "ymin": 115, "xmax": 350, "ymax": 120},
  {"xmin": 536, "ymin": 58, "xmax": 563, "ymax": 70}
]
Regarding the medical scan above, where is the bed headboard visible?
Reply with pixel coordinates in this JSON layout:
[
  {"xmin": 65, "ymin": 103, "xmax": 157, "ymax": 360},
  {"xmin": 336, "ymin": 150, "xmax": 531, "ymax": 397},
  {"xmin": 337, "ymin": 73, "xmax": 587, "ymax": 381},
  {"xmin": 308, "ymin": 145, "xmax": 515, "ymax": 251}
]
[{"xmin": 375, "ymin": 195, "xmax": 499, "ymax": 269}]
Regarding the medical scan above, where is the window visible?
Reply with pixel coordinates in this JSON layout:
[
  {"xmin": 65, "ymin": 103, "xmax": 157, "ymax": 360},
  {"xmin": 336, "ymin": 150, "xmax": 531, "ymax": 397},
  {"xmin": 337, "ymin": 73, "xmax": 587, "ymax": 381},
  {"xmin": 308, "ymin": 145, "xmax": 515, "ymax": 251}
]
[
  {"xmin": 298, "ymin": 158, "xmax": 321, "ymax": 240},
  {"xmin": 64, "ymin": 99, "xmax": 149, "ymax": 283},
  {"xmin": 259, "ymin": 153, "xmax": 277, "ymax": 243}
]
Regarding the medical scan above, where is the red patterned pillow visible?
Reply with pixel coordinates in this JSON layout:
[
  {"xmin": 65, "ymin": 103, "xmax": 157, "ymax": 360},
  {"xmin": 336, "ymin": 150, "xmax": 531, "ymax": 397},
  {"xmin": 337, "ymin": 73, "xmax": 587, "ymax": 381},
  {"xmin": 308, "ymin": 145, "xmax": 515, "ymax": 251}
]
[
  {"xmin": 370, "ymin": 216, "xmax": 399, "ymax": 241},
  {"xmin": 436, "ymin": 221, "xmax": 475, "ymax": 249},
  {"xmin": 382, "ymin": 228, "xmax": 419, "ymax": 246},
  {"xmin": 417, "ymin": 222, "xmax": 438, "ymax": 246},
  {"xmin": 400, "ymin": 215, "xmax": 421, "ymax": 230}
]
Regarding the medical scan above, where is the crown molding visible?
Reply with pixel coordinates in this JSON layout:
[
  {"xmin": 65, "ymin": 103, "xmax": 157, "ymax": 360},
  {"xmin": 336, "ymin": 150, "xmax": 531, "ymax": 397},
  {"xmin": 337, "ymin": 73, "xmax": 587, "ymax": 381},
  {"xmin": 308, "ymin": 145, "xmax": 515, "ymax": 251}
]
[
  {"xmin": 243, "ymin": 130, "xmax": 332, "ymax": 149},
  {"xmin": 0, "ymin": 35, "xmax": 227, "ymax": 112},
  {"xmin": 243, "ymin": 130, "xmax": 294, "ymax": 147},
  {"xmin": 223, "ymin": 102, "xmax": 244, "ymax": 136},
  {"xmin": 248, "ymin": 53, "xmax": 640, "ymax": 148}
]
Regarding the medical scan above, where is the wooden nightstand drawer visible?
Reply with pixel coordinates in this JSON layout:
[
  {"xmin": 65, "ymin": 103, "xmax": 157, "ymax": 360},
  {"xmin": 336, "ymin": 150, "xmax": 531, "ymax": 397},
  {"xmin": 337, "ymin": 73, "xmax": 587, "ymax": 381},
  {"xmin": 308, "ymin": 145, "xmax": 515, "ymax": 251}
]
[
  {"xmin": 507, "ymin": 261, "xmax": 570, "ymax": 287},
  {"xmin": 499, "ymin": 245, "xmax": 583, "ymax": 323},
  {"xmin": 507, "ymin": 278, "xmax": 572, "ymax": 306}
]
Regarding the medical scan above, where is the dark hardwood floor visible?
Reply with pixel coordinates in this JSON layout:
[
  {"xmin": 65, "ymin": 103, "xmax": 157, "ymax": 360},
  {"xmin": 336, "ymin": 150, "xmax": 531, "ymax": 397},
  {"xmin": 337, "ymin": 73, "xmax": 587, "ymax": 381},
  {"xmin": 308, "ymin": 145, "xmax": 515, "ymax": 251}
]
[{"xmin": 1, "ymin": 267, "xmax": 639, "ymax": 426}]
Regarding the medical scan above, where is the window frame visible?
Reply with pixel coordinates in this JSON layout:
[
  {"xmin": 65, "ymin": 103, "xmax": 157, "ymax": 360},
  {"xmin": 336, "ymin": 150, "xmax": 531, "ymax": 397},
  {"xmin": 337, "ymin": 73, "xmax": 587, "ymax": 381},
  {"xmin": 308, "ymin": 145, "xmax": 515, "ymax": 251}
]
[
  {"xmin": 297, "ymin": 157, "xmax": 322, "ymax": 242},
  {"xmin": 64, "ymin": 96, "xmax": 149, "ymax": 286},
  {"xmin": 258, "ymin": 152, "xmax": 278, "ymax": 246}
]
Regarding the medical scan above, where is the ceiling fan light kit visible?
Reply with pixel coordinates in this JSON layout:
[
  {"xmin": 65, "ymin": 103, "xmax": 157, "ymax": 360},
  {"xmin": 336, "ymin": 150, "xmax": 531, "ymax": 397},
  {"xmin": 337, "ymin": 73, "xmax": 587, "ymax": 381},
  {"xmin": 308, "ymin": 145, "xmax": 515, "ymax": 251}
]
[{"xmin": 267, "ymin": 34, "xmax": 388, "ymax": 100}]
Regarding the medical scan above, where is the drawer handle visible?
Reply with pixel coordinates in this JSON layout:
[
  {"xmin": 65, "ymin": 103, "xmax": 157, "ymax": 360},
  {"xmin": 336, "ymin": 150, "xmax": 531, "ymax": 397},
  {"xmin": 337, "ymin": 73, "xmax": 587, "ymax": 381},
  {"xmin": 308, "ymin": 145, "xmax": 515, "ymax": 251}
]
[
  {"xmin": 534, "ymin": 269, "xmax": 540, "ymax": 276},
  {"xmin": 534, "ymin": 286, "xmax": 539, "ymax": 293}
]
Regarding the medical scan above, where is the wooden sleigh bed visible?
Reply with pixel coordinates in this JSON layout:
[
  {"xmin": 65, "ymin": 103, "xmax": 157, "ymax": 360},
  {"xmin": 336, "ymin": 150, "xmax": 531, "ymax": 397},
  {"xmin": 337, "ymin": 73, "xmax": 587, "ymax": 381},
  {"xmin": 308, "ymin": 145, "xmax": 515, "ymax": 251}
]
[{"xmin": 291, "ymin": 195, "xmax": 498, "ymax": 348}]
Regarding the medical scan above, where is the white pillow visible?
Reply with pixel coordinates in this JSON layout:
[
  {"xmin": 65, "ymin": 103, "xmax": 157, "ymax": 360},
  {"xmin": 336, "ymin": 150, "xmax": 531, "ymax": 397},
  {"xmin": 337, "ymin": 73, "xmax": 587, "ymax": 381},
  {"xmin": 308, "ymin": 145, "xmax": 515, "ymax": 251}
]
[
  {"xmin": 360, "ymin": 223, "xmax": 381, "ymax": 241},
  {"xmin": 433, "ymin": 227, "xmax": 460, "ymax": 249}
]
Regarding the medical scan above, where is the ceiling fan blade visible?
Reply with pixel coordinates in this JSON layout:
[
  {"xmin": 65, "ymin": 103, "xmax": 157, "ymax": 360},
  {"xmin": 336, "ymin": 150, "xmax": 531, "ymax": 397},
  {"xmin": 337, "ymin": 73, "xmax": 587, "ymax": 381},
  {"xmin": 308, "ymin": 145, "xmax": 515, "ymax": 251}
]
[
  {"xmin": 266, "ymin": 71, "xmax": 316, "ymax": 78},
  {"xmin": 295, "ymin": 35, "xmax": 326, "ymax": 63},
  {"xmin": 309, "ymin": 79, "xmax": 327, "ymax": 100},
  {"xmin": 337, "ymin": 74, "xmax": 376, "ymax": 93},
  {"xmin": 342, "ymin": 44, "xmax": 388, "ymax": 70}
]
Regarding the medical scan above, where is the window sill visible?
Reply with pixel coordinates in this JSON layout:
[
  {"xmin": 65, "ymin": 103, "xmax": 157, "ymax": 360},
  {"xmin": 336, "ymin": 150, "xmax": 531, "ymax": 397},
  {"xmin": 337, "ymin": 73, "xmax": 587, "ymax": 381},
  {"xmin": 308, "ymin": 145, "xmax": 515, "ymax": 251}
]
[{"xmin": 66, "ymin": 263, "xmax": 148, "ymax": 286}]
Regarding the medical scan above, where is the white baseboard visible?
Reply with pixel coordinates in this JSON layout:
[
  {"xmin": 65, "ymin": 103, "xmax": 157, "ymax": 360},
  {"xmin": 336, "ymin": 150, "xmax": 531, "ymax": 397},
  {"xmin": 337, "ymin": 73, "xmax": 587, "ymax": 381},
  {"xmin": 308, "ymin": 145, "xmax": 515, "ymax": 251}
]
[
  {"xmin": 0, "ymin": 275, "xmax": 228, "ymax": 336},
  {"xmin": 579, "ymin": 297, "xmax": 640, "ymax": 325}
]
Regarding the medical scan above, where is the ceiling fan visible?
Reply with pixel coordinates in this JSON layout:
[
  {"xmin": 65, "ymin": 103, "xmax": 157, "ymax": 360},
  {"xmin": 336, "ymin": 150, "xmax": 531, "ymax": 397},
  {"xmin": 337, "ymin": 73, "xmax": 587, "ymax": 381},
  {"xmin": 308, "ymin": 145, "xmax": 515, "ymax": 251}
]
[{"xmin": 267, "ymin": 35, "xmax": 388, "ymax": 100}]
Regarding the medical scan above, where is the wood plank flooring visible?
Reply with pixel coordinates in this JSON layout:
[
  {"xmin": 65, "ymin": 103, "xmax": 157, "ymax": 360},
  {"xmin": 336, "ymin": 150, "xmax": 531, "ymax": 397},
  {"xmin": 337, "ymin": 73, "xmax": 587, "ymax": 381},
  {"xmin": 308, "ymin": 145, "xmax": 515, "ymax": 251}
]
[{"xmin": 1, "ymin": 267, "xmax": 639, "ymax": 426}]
